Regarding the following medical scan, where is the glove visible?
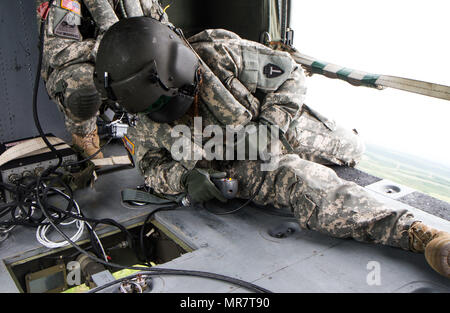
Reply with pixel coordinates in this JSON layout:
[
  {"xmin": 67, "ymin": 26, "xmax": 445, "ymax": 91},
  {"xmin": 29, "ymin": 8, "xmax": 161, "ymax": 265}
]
[
  {"xmin": 62, "ymin": 161, "xmax": 96, "ymax": 191},
  {"xmin": 181, "ymin": 168, "xmax": 227, "ymax": 203}
]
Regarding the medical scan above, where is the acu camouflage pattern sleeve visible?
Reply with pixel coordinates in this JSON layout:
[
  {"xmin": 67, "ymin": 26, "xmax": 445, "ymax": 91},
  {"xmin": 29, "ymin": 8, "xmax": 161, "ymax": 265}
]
[
  {"xmin": 189, "ymin": 30, "xmax": 261, "ymax": 119},
  {"xmin": 42, "ymin": 0, "xmax": 170, "ymax": 70},
  {"xmin": 85, "ymin": 0, "xmax": 171, "ymax": 59},
  {"xmin": 139, "ymin": 0, "xmax": 170, "ymax": 24},
  {"xmin": 189, "ymin": 29, "xmax": 306, "ymax": 133},
  {"xmin": 126, "ymin": 114, "xmax": 204, "ymax": 195},
  {"xmin": 83, "ymin": 0, "xmax": 169, "ymax": 32},
  {"xmin": 40, "ymin": 2, "xmax": 96, "ymax": 73},
  {"xmin": 82, "ymin": 0, "xmax": 118, "ymax": 32},
  {"xmin": 259, "ymin": 67, "xmax": 307, "ymax": 133}
]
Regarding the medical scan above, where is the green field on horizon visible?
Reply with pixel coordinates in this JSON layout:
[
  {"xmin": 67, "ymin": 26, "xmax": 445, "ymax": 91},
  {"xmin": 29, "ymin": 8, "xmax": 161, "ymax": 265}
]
[{"xmin": 356, "ymin": 145, "xmax": 450, "ymax": 204}]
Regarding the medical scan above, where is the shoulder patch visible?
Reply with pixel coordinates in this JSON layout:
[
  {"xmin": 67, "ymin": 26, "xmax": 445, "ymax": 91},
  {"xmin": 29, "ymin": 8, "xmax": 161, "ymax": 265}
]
[
  {"xmin": 263, "ymin": 63, "xmax": 285, "ymax": 78},
  {"xmin": 54, "ymin": 13, "xmax": 81, "ymax": 40},
  {"xmin": 60, "ymin": 0, "xmax": 81, "ymax": 16},
  {"xmin": 123, "ymin": 135, "xmax": 135, "ymax": 155}
]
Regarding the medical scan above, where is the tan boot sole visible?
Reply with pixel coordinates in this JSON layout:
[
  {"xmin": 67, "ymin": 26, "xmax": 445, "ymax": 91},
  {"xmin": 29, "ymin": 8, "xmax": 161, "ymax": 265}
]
[{"xmin": 424, "ymin": 235, "xmax": 450, "ymax": 279}]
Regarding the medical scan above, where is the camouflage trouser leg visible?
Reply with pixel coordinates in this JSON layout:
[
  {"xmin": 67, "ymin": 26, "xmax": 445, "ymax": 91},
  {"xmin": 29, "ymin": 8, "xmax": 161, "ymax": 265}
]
[
  {"xmin": 45, "ymin": 63, "xmax": 98, "ymax": 136},
  {"xmin": 285, "ymin": 104, "xmax": 365, "ymax": 167},
  {"xmin": 227, "ymin": 155, "xmax": 416, "ymax": 250}
]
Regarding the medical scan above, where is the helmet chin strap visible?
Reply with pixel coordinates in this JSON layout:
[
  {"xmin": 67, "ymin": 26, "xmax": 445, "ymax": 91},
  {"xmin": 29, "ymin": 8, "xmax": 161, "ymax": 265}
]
[
  {"xmin": 191, "ymin": 67, "xmax": 203, "ymax": 118},
  {"xmin": 146, "ymin": 75, "xmax": 199, "ymax": 123}
]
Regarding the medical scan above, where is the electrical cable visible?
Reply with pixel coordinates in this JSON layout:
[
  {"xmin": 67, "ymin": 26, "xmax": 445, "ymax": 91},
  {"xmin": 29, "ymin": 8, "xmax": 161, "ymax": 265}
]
[
  {"xmin": 138, "ymin": 205, "xmax": 179, "ymax": 265},
  {"xmin": 35, "ymin": 187, "xmax": 107, "ymax": 262},
  {"xmin": 34, "ymin": 1, "xmax": 63, "ymax": 170},
  {"xmin": 160, "ymin": 0, "xmax": 173, "ymax": 21},
  {"xmin": 34, "ymin": 188, "xmax": 270, "ymax": 293},
  {"xmin": 87, "ymin": 221, "xmax": 108, "ymax": 262},
  {"xmin": 206, "ymin": 171, "xmax": 268, "ymax": 216},
  {"xmin": 37, "ymin": 202, "xmax": 272, "ymax": 293},
  {"xmin": 25, "ymin": 1, "xmax": 272, "ymax": 294}
]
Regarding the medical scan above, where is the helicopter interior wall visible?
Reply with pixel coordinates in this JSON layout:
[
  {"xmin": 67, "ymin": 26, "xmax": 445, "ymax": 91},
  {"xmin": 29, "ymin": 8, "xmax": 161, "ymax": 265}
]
[
  {"xmin": 160, "ymin": 0, "xmax": 271, "ymax": 41},
  {"xmin": 0, "ymin": 1, "xmax": 69, "ymax": 144}
]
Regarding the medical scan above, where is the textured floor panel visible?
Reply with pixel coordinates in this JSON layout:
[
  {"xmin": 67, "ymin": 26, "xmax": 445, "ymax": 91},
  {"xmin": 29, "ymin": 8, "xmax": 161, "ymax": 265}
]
[
  {"xmin": 399, "ymin": 192, "xmax": 450, "ymax": 221},
  {"xmin": 330, "ymin": 165, "xmax": 381, "ymax": 187}
]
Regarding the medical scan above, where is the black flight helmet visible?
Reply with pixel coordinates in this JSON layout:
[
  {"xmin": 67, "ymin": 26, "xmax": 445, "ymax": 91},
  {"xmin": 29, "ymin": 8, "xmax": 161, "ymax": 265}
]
[{"xmin": 94, "ymin": 17, "xmax": 200, "ymax": 123}]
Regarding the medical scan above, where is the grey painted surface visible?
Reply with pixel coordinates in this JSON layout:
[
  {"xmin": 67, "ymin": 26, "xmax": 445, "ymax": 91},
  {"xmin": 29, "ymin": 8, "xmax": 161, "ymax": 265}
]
[
  {"xmin": 0, "ymin": 1, "xmax": 69, "ymax": 143},
  {"xmin": 0, "ymin": 261, "xmax": 20, "ymax": 293},
  {"xmin": 366, "ymin": 179, "xmax": 416, "ymax": 200},
  {"xmin": 101, "ymin": 201, "xmax": 450, "ymax": 293}
]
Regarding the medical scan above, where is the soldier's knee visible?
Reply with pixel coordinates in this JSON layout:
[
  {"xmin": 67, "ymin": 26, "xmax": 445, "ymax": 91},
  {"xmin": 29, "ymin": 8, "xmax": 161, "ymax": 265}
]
[
  {"xmin": 290, "ymin": 106, "xmax": 365, "ymax": 167},
  {"xmin": 54, "ymin": 64, "xmax": 102, "ymax": 121},
  {"xmin": 317, "ymin": 123, "xmax": 365, "ymax": 167},
  {"xmin": 65, "ymin": 87, "xmax": 102, "ymax": 121},
  {"xmin": 352, "ymin": 131, "xmax": 365, "ymax": 165},
  {"xmin": 341, "ymin": 128, "xmax": 365, "ymax": 166}
]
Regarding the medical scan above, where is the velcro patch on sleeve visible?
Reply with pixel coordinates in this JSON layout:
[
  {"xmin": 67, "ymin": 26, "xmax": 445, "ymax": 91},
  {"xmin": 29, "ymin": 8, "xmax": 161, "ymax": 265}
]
[
  {"xmin": 122, "ymin": 135, "xmax": 135, "ymax": 155},
  {"xmin": 61, "ymin": 0, "xmax": 81, "ymax": 16},
  {"xmin": 54, "ymin": 14, "xmax": 81, "ymax": 40}
]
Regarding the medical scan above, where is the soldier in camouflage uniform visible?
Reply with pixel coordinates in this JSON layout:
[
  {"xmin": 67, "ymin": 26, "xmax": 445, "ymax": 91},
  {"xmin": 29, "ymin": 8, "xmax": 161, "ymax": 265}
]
[
  {"xmin": 36, "ymin": 0, "xmax": 170, "ymax": 158},
  {"xmin": 95, "ymin": 19, "xmax": 449, "ymax": 278},
  {"xmin": 126, "ymin": 28, "xmax": 414, "ymax": 248}
]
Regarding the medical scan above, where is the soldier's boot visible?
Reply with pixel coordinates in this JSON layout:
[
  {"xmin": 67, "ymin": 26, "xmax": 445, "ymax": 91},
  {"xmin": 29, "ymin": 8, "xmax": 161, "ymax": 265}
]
[
  {"xmin": 72, "ymin": 127, "xmax": 104, "ymax": 160},
  {"xmin": 408, "ymin": 221, "xmax": 450, "ymax": 279}
]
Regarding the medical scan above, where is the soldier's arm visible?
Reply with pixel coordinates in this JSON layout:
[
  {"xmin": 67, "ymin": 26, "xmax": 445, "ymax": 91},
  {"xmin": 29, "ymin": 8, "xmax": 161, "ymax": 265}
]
[
  {"xmin": 82, "ymin": 0, "xmax": 170, "ymax": 33},
  {"xmin": 41, "ymin": 1, "xmax": 97, "ymax": 70},
  {"xmin": 126, "ymin": 115, "xmax": 203, "ymax": 196},
  {"xmin": 189, "ymin": 30, "xmax": 260, "ymax": 120},
  {"xmin": 43, "ymin": 36, "xmax": 96, "ymax": 69},
  {"xmin": 126, "ymin": 128, "xmax": 187, "ymax": 195},
  {"xmin": 139, "ymin": 150, "xmax": 188, "ymax": 195},
  {"xmin": 84, "ymin": 0, "xmax": 172, "ymax": 61},
  {"xmin": 258, "ymin": 67, "xmax": 307, "ymax": 133},
  {"xmin": 190, "ymin": 29, "xmax": 306, "ymax": 131}
]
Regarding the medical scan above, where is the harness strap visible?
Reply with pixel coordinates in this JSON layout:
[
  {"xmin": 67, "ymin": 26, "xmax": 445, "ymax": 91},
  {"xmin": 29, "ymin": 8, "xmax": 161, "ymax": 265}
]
[{"xmin": 272, "ymin": 42, "xmax": 450, "ymax": 101}]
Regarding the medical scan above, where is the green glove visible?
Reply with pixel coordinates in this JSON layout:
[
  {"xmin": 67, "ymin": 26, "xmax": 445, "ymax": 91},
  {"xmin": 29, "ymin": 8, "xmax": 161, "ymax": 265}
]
[
  {"xmin": 181, "ymin": 168, "xmax": 227, "ymax": 203},
  {"xmin": 62, "ymin": 161, "xmax": 96, "ymax": 191}
]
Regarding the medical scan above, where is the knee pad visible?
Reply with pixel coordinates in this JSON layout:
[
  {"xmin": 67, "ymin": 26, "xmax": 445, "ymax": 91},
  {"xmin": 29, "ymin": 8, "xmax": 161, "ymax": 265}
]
[{"xmin": 66, "ymin": 87, "xmax": 102, "ymax": 120}]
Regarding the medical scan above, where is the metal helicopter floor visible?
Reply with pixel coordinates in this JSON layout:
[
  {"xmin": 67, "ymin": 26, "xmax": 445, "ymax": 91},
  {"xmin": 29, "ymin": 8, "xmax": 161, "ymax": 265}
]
[{"xmin": 0, "ymin": 142, "xmax": 449, "ymax": 293}]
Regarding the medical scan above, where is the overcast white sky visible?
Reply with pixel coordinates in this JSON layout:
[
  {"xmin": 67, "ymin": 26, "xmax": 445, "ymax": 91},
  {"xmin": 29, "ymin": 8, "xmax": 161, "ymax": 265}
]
[{"xmin": 290, "ymin": 0, "xmax": 450, "ymax": 166}]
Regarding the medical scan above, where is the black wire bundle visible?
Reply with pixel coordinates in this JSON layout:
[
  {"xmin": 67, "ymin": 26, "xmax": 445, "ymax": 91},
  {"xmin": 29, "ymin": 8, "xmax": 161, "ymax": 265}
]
[{"xmin": 0, "ymin": 173, "xmax": 72, "ymax": 228}]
